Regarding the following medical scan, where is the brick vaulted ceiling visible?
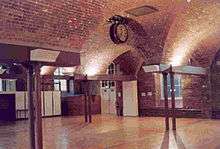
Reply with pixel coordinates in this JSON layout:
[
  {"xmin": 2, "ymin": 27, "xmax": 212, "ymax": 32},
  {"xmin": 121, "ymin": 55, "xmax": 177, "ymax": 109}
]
[
  {"xmin": 0, "ymin": 0, "xmax": 105, "ymax": 51},
  {"xmin": 162, "ymin": 0, "xmax": 220, "ymax": 67},
  {"xmin": 0, "ymin": 0, "xmax": 220, "ymax": 76}
]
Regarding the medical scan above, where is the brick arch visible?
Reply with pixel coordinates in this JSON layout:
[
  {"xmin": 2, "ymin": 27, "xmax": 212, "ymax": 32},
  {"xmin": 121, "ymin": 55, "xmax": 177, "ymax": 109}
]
[
  {"xmin": 41, "ymin": 10, "xmax": 175, "ymax": 76},
  {"xmin": 112, "ymin": 50, "xmax": 143, "ymax": 75},
  {"xmin": 162, "ymin": 0, "xmax": 220, "ymax": 67},
  {"xmin": 78, "ymin": 18, "xmax": 148, "ymax": 76},
  {"xmin": 77, "ymin": 0, "xmax": 182, "ymax": 76},
  {"xmin": 80, "ymin": 9, "xmax": 176, "ymax": 75}
]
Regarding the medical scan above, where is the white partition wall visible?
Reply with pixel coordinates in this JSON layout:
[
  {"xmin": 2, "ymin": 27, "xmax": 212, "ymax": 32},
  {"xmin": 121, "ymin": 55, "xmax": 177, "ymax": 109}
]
[
  {"xmin": 123, "ymin": 81, "xmax": 138, "ymax": 116},
  {"xmin": 14, "ymin": 91, "xmax": 61, "ymax": 119},
  {"xmin": 42, "ymin": 91, "xmax": 53, "ymax": 116}
]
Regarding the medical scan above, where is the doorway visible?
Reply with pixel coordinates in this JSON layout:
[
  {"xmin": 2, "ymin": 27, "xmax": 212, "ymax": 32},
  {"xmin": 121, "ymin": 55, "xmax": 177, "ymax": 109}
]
[
  {"xmin": 100, "ymin": 81, "xmax": 117, "ymax": 114},
  {"xmin": 123, "ymin": 80, "xmax": 138, "ymax": 116}
]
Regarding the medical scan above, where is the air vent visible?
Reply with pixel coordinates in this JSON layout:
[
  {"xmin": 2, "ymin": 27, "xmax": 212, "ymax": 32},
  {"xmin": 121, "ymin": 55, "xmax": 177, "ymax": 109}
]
[{"xmin": 125, "ymin": 5, "xmax": 158, "ymax": 17}]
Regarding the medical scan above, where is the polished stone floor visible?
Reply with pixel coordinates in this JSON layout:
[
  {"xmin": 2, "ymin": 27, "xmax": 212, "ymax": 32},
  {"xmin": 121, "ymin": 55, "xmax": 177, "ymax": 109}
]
[{"xmin": 0, "ymin": 115, "xmax": 220, "ymax": 149}]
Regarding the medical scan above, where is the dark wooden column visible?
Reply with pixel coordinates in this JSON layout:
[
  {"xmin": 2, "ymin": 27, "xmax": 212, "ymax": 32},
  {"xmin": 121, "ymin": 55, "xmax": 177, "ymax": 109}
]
[
  {"xmin": 170, "ymin": 66, "xmax": 176, "ymax": 130},
  {"xmin": 88, "ymin": 81, "xmax": 92, "ymax": 123},
  {"xmin": 67, "ymin": 79, "xmax": 70, "ymax": 93},
  {"xmin": 34, "ymin": 64, "xmax": 43, "ymax": 149},
  {"xmin": 27, "ymin": 64, "xmax": 35, "ymax": 149},
  {"xmin": 83, "ymin": 80, "xmax": 88, "ymax": 123},
  {"xmin": 83, "ymin": 80, "xmax": 92, "ymax": 123},
  {"xmin": 163, "ymin": 72, "xmax": 169, "ymax": 131},
  {"xmin": 207, "ymin": 68, "xmax": 212, "ymax": 118},
  {"xmin": 58, "ymin": 80, "xmax": 61, "ymax": 91},
  {"xmin": 88, "ymin": 95, "xmax": 92, "ymax": 123},
  {"xmin": 84, "ymin": 91, "xmax": 88, "ymax": 123}
]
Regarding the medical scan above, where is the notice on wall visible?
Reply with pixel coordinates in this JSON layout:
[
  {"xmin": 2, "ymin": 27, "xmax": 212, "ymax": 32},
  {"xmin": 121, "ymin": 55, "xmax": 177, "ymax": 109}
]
[
  {"xmin": 147, "ymin": 92, "xmax": 153, "ymax": 96},
  {"xmin": 118, "ymin": 92, "xmax": 121, "ymax": 97},
  {"xmin": 141, "ymin": 92, "xmax": 146, "ymax": 97}
]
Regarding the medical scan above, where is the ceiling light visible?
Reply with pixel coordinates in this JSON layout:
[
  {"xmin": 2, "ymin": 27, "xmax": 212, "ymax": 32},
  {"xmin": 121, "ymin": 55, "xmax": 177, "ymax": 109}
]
[{"xmin": 186, "ymin": 0, "xmax": 191, "ymax": 3}]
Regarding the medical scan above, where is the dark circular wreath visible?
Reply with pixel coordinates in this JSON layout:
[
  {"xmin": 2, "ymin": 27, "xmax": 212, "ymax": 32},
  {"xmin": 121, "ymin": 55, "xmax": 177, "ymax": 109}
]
[{"xmin": 109, "ymin": 22, "xmax": 128, "ymax": 44}]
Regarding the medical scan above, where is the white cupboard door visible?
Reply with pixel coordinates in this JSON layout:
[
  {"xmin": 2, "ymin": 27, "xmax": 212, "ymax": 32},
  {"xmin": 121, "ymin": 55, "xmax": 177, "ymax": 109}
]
[{"xmin": 53, "ymin": 91, "xmax": 61, "ymax": 116}]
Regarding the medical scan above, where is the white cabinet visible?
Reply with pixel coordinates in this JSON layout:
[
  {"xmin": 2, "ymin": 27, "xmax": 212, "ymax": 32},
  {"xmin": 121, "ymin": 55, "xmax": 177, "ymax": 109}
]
[
  {"xmin": 15, "ymin": 91, "xmax": 61, "ymax": 119},
  {"xmin": 41, "ymin": 91, "xmax": 61, "ymax": 117}
]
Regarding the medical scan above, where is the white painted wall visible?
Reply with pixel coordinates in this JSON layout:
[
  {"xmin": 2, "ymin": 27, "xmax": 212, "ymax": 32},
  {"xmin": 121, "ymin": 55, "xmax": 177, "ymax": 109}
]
[{"xmin": 123, "ymin": 81, "xmax": 138, "ymax": 116}]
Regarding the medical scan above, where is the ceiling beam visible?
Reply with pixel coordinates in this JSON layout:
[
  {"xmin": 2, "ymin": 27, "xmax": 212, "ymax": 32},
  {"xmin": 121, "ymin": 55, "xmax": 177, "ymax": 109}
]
[
  {"xmin": 0, "ymin": 43, "xmax": 80, "ymax": 67},
  {"xmin": 42, "ymin": 75, "xmax": 74, "ymax": 80},
  {"xmin": 43, "ymin": 73, "xmax": 136, "ymax": 81},
  {"xmin": 142, "ymin": 64, "xmax": 207, "ymax": 76},
  {"xmin": 87, "ymin": 74, "xmax": 136, "ymax": 81},
  {"xmin": 172, "ymin": 66, "xmax": 207, "ymax": 75},
  {"xmin": 0, "ymin": 73, "xmax": 26, "ymax": 79}
]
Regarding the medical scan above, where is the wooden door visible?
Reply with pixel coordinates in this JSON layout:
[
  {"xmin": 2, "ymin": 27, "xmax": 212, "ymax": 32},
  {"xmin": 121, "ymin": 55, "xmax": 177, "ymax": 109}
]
[{"xmin": 123, "ymin": 81, "xmax": 138, "ymax": 116}]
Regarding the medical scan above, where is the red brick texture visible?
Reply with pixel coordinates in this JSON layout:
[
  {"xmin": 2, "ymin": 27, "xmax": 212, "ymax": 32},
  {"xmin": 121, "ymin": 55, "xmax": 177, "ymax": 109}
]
[
  {"xmin": 137, "ymin": 69, "xmax": 156, "ymax": 110},
  {"xmin": 0, "ymin": 0, "xmax": 105, "ymax": 51}
]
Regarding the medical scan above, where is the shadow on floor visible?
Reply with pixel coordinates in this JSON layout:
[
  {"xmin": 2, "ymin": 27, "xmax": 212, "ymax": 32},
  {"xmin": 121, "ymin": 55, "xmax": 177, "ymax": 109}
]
[
  {"xmin": 173, "ymin": 131, "xmax": 186, "ymax": 149},
  {"xmin": 160, "ymin": 130, "xmax": 186, "ymax": 149}
]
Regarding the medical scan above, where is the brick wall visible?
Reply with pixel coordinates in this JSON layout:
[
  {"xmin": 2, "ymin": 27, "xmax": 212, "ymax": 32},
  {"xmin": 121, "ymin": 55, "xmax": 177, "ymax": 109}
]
[
  {"xmin": 137, "ymin": 69, "xmax": 156, "ymax": 110},
  {"xmin": 182, "ymin": 75, "xmax": 204, "ymax": 109},
  {"xmin": 41, "ymin": 76, "xmax": 54, "ymax": 91},
  {"xmin": 182, "ymin": 75, "xmax": 211, "ymax": 117},
  {"xmin": 138, "ymin": 71, "xmax": 184, "ymax": 109},
  {"xmin": 211, "ymin": 65, "xmax": 220, "ymax": 110},
  {"xmin": 137, "ymin": 69, "xmax": 212, "ymax": 118}
]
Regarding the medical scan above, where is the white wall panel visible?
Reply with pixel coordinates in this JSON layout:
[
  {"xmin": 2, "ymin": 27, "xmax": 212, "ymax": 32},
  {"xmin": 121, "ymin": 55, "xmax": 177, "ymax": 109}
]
[
  {"xmin": 53, "ymin": 91, "xmax": 61, "ymax": 115},
  {"xmin": 44, "ymin": 91, "xmax": 53, "ymax": 116}
]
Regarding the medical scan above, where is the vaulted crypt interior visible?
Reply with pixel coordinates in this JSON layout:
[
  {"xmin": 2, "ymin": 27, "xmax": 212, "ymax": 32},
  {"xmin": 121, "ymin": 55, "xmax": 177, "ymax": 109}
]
[{"xmin": 0, "ymin": 0, "xmax": 220, "ymax": 149}]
